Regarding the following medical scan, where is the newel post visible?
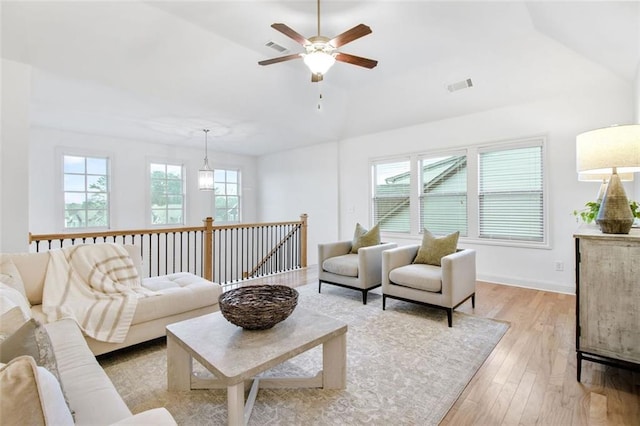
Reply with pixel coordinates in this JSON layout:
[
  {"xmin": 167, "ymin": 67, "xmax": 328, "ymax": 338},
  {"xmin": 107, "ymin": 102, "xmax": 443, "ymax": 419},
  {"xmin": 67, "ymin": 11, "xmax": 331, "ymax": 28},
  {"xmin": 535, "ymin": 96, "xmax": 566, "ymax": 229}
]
[
  {"xmin": 203, "ymin": 217, "xmax": 214, "ymax": 281},
  {"xmin": 300, "ymin": 213, "xmax": 308, "ymax": 268}
]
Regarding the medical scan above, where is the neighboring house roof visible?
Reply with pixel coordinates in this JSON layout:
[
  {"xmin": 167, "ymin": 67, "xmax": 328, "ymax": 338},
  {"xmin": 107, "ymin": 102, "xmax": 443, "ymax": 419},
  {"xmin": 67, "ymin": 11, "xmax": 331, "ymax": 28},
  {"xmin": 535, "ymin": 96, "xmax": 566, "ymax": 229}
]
[{"xmin": 375, "ymin": 156, "xmax": 467, "ymax": 228}]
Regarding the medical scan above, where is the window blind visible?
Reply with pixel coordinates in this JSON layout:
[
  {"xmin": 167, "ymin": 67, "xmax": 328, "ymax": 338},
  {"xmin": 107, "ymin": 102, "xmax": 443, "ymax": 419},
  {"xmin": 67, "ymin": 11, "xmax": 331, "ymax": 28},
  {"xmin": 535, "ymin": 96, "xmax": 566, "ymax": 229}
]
[
  {"xmin": 372, "ymin": 160, "xmax": 411, "ymax": 233},
  {"xmin": 419, "ymin": 155, "xmax": 467, "ymax": 236},
  {"xmin": 479, "ymin": 144, "xmax": 544, "ymax": 242}
]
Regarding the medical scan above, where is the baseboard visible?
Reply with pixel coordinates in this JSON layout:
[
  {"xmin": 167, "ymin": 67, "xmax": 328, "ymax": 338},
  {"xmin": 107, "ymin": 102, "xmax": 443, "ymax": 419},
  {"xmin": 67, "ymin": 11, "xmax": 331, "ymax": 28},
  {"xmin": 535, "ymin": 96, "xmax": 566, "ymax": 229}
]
[{"xmin": 478, "ymin": 274, "xmax": 575, "ymax": 295}]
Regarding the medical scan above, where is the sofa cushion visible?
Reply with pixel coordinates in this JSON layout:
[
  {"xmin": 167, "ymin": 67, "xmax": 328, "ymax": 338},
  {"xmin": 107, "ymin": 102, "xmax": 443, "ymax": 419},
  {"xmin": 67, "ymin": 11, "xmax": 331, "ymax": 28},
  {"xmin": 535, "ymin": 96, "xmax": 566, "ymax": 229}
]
[
  {"xmin": 0, "ymin": 355, "xmax": 74, "ymax": 426},
  {"xmin": 322, "ymin": 254, "xmax": 359, "ymax": 277},
  {"xmin": 350, "ymin": 223, "xmax": 380, "ymax": 253},
  {"xmin": 413, "ymin": 229, "xmax": 459, "ymax": 266},
  {"xmin": 45, "ymin": 318, "xmax": 132, "ymax": 425},
  {"xmin": 389, "ymin": 263, "xmax": 442, "ymax": 292},
  {"xmin": 135, "ymin": 272, "xmax": 221, "ymax": 324},
  {"xmin": 0, "ymin": 256, "xmax": 29, "ymax": 304}
]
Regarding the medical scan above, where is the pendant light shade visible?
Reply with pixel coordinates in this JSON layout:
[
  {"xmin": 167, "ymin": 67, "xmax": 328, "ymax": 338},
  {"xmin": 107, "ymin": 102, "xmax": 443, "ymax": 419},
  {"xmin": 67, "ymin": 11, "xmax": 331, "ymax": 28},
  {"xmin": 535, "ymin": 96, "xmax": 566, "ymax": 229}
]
[{"xmin": 198, "ymin": 129, "xmax": 214, "ymax": 191}]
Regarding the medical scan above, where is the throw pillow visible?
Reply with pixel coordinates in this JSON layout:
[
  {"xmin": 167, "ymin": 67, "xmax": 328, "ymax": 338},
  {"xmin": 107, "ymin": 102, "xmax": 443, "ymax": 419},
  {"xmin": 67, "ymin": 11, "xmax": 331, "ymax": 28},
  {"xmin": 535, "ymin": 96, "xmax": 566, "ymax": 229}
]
[
  {"xmin": 0, "ymin": 319, "xmax": 61, "ymax": 382},
  {"xmin": 413, "ymin": 229, "xmax": 460, "ymax": 266},
  {"xmin": 350, "ymin": 223, "xmax": 381, "ymax": 253},
  {"xmin": 0, "ymin": 283, "xmax": 31, "ymax": 319},
  {"xmin": 0, "ymin": 295, "xmax": 30, "ymax": 341},
  {"xmin": 0, "ymin": 356, "xmax": 74, "ymax": 426},
  {"xmin": 0, "ymin": 257, "xmax": 29, "ymax": 304},
  {"xmin": 0, "ymin": 318, "xmax": 74, "ymax": 419}
]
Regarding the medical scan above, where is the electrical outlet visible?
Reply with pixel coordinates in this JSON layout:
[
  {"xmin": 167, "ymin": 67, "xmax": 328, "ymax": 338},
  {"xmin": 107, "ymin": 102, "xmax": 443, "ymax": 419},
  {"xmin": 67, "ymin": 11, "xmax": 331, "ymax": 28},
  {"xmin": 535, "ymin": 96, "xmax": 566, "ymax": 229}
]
[{"xmin": 554, "ymin": 261, "xmax": 564, "ymax": 272}]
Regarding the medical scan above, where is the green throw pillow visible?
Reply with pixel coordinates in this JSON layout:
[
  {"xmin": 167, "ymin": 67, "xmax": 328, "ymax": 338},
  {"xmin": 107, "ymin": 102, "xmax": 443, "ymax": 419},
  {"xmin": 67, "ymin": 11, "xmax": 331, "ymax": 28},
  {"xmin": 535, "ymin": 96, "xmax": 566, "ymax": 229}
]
[
  {"xmin": 350, "ymin": 223, "xmax": 381, "ymax": 253},
  {"xmin": 413, "ymin": 229, "xmax": 459, "ymax": 266}
]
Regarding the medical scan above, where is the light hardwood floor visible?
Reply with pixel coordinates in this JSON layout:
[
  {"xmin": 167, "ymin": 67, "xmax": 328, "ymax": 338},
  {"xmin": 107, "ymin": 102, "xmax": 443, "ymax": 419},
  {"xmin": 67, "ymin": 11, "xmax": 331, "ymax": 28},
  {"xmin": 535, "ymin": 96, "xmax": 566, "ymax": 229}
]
[{"xmin": 246, "ymin": 266, "xmax": 640, "ymax": 425}]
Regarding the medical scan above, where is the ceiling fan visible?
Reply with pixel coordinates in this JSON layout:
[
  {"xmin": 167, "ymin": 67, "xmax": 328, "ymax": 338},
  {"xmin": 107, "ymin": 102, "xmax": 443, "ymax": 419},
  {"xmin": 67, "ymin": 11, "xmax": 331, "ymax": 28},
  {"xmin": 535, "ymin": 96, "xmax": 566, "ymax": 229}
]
[{"xmin": 258, "ymin": 0, "xmax": 378, "ymax": 82}]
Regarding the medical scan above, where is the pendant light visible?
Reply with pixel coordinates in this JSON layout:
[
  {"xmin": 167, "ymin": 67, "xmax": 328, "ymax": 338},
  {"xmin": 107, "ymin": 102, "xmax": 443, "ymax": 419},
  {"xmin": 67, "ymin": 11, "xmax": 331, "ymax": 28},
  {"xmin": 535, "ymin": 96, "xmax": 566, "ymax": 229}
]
[{"xmin": 198, "ymin": 129, "xmax": 214, "ymax": 191}]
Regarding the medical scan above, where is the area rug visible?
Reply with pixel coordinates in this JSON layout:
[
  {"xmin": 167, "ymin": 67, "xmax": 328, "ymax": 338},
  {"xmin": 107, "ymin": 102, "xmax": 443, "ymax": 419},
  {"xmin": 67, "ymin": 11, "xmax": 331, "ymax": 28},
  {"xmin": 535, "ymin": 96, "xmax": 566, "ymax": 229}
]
[{"xmin": 100, "ymin": 284, "xmax": 509, "ymax": 425}]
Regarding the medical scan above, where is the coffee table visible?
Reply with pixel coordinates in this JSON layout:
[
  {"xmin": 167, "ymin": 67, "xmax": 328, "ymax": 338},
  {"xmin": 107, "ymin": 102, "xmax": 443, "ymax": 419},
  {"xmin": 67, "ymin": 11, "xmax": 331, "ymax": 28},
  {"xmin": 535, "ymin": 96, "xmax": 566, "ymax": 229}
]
[{"xmin": 166, "ymin": 307, "xmax": 348, "ymax": 426}]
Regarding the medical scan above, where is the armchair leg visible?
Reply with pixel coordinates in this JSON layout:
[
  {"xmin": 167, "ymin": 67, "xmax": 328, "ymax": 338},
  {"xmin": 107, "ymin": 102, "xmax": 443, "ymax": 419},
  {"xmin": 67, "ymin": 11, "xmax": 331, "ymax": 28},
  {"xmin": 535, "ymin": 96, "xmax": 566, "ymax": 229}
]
[
  {"xmin": 362, "ymin": 291, "xmax": 367, "ymax": 305},
  {"xmin": 318, "ymin": 281, "xmax": 322, "ymax": 294},
  {"xmin": 447, "ymin": 309, "xmax": 453, "ymax": 327},
  {"xmin": 471, "ymin": 293, "xmax": 476, "ymax": 308},
  {"xmin": 382, "ymin": 295, "xmax": 386, "ymax": 310}
]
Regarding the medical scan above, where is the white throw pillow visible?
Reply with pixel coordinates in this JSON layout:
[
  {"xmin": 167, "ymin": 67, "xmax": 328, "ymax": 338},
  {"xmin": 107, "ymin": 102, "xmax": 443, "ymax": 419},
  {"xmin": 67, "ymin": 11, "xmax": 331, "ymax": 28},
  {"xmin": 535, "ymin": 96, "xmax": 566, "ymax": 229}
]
[
  {"xmin": 0, "ymin": 295, "xmax": 30, "ymax": 340},
  {"xmin": 0, "ymin": 257, "xmax": 29, "ymax": 304},
  {"xmin": 0, "ymin": 283, "xmax": 31, "ymax": 319},
  {"xmin": 0, "ymin": 356, "xmax": 74, "ymax": 426}
]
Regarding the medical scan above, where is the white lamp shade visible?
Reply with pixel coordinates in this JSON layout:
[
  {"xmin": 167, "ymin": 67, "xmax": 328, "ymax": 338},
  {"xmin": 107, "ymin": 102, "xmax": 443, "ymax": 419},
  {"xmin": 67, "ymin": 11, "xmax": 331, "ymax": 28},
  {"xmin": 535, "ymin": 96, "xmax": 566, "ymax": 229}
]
[
  {"xmin": 303, "ymin": 51, "xmax": 336, "ymax": 75},
  {"xmin": 198, "ymin": 169, "xmax": 214, "ymax": 191},
  {"xmin": 576, "ymin": 124, "xmax": 640, "ymax": 174}
]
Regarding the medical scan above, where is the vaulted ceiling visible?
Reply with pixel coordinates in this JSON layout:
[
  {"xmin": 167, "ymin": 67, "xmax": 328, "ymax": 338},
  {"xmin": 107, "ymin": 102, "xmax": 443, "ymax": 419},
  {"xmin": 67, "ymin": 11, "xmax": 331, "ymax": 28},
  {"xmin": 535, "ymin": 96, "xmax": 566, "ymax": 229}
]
[{"xmin": 2, "ymin": 1, "xmax": 638, "ymax": 156}]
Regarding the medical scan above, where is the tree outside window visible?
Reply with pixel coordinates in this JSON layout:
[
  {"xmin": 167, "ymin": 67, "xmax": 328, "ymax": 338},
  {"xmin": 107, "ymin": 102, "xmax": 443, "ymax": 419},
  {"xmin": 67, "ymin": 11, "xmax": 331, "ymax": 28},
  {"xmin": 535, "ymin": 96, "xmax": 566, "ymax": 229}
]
[
  {"xmin": 63, "ymin": 155, "xmax": 109, "ymax": 228},
  {"xmin": 150, "ymin": 163, "xmax": 184, "ymax": 225},
  {"xmin": 214, "ymin": 169, "xmax": 240, "ymax": 222}
]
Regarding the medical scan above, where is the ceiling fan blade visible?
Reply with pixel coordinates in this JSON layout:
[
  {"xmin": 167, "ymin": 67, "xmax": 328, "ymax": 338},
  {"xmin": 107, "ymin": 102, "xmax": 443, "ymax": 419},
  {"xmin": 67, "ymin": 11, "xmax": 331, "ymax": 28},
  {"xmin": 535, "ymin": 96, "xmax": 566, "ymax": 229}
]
[
  {"xmin": 311, "ymin": 73, "xmax": 323, "ymax": 83},
  {"xmin": 258, "ymin": 53, "xmax": 301, "ymax": 66},
  {"xmin": 335, "ymin": 52, "xmax": 378, "ymax": 69},
  {"xmin": 271, "ymin": 23, "xmax": 310, "ymax": 46},
  {"xmin": 329, "ymin": 24, "xmax": 372, "ymax": 48}
]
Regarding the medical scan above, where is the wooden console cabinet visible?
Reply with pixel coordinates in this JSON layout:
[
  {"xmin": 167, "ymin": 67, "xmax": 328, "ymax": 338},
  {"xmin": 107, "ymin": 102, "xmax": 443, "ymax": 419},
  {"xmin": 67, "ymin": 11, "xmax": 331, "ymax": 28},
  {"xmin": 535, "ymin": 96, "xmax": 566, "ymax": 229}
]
[{"xmin": 573, "ymin": 225, "xmax": 640, "ymax": 381}]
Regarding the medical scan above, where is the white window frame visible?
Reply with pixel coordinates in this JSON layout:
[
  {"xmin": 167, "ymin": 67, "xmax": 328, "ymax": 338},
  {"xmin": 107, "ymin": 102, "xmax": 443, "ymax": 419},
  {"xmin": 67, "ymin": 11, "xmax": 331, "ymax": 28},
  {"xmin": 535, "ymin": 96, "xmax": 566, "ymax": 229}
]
[
  {"xmin": 476, "ymin": 137, "xmax": 548, "ymax": 246},
  {"xmin": 59, "ymin": 150, "xmax": 111, "ymax": 230},
  {"xmin": 213, "ymin": 168, "xmax": 241, "ymax": 223},
  {"xmin": 147, "ymin": 161, "xmax": 186, "ymax": 226},
  {"xmin": 369, "ymin": 135, "xmax": 549, "ymax": 248}
]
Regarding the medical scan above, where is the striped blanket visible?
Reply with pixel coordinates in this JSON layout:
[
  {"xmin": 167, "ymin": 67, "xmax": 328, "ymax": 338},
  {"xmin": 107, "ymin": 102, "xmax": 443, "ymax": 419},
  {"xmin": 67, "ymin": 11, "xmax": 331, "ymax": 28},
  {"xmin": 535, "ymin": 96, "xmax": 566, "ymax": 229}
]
[{"xmin": 42, "ymin": 243, "xmax": 156, "ymax": 343}]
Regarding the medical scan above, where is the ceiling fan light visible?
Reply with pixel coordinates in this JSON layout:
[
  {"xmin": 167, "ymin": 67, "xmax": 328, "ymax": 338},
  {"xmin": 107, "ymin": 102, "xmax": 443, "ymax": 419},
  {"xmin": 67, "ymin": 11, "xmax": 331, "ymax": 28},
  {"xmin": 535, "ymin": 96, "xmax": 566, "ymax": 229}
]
[{"xmin": 303, "ymin": 51, "xmax": 336, "ymax": 75}]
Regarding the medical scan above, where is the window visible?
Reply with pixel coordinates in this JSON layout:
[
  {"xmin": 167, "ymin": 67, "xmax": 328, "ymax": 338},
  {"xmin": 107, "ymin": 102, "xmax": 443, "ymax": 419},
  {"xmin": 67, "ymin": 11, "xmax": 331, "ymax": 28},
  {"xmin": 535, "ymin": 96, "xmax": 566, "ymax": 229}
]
[
  {"xmin": 479, "ymin": 143, "xmax": 544, "ymax": 242},
  {"xmin": 370, "ymin": 136, "xmax": 546, "ymax": 245},
  {"xmin": 372, "ymin": 160, "xmax": 411, "ymax": 233},
  {"xmin": 63, "ymin": 155, "xmax": 109, "ymax": 229},
  {"xmin": 150, "ymin": 163, "xmax": 184, "ymax": 225},
  {"xmin": 214, "ymin": 169, "xmax": 240, "ymax": 222},
  {"xmin": 419, "ymin": 153, "xmax": 467, "ymax": 236}
]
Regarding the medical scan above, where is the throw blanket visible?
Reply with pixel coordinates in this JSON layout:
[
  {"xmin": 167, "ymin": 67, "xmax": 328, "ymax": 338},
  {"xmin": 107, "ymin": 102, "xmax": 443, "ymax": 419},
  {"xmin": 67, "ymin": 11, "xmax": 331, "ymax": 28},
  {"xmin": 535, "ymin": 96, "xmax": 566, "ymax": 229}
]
[{"xmin": 43, "ymin": 243, "xmax": 155, "ymax": 343}]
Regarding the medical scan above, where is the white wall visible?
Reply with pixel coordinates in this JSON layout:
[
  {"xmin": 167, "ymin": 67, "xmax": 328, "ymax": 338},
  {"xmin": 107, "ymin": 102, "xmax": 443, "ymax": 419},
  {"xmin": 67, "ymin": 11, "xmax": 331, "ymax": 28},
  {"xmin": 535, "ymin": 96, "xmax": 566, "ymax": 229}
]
[
  {"xmin": 1, "ymin": 59, "xmax": 31, "ymax": 252},
  {"xmin": 634, "ymin": 63, "xmax": 640, "ymax": 202},
  {"xmin": 28, "ymin": 127, "xmax": 258, "ymax": 234},
  {"xmin": 260, "ymin": 82, "xmax": 633, "ymax": 294},
  {"xmin": 257, "ymin": 141, "xmax": 340, "ymax": 265}
]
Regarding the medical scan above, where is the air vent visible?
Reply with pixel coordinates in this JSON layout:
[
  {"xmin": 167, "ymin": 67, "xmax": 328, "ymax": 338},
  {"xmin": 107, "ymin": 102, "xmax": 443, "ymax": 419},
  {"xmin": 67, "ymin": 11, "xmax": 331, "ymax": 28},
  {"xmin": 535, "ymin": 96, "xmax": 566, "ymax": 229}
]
[
  {"xmin": 447, "ymin": 78, "xmax": 473, "ymax": 93},
  {"xmin": 265, "ymin": 41, "xmax": 289, "ymax": 54}
]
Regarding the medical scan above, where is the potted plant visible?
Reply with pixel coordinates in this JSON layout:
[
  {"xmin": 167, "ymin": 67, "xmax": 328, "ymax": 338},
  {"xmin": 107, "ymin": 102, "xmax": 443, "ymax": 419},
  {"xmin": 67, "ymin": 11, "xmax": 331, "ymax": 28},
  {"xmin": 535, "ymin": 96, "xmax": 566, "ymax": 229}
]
[{"xmin": 573, "ymin": 200, "xmax": 640, "ymax": 224}]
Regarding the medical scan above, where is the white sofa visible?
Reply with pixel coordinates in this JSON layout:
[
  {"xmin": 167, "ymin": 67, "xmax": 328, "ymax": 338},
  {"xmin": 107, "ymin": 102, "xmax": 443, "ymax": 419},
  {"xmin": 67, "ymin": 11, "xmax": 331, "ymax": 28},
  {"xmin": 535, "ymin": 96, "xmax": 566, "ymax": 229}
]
[
  {"xmin": 45, "ymin": 318, "xmax": 177, "ymax": 425},
  {"xmin": 3, "ymin": 245, "xmax": 222, "ymax": 355}
]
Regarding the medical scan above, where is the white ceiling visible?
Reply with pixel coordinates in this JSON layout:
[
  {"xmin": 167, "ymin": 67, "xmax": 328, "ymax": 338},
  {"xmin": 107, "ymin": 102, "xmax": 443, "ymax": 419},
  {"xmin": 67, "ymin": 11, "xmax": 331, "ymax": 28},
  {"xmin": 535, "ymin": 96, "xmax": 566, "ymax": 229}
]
[{"xmin": 2, "ymin": 1, "xmax": 639, "ymax": 156}]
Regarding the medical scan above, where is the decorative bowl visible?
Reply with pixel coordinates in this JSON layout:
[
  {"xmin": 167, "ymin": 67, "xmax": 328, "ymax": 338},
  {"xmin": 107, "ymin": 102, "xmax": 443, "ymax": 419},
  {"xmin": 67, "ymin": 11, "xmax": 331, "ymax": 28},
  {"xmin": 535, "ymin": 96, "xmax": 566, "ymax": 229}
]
[{"xmin": 218, "ymin": 285, "xmax": 299, "ymax": 330}]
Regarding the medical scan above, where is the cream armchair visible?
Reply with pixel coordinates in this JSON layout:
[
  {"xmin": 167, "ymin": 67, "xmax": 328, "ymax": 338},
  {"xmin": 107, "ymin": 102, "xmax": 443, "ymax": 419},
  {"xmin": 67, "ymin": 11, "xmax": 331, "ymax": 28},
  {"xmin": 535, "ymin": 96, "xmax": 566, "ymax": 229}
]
[
  {"xmin": 318, "ymin": 241, "xmax": 398, "ymax": 304},
  {"xmin": 382, "ymin": 245, "xmax": 476, "ymax": 327}
]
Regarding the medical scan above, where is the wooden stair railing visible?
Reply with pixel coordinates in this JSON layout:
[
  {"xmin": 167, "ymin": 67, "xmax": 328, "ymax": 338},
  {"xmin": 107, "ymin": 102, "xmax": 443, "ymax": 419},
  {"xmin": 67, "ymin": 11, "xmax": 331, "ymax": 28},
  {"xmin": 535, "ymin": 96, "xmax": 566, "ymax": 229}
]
[{"xmin": 29, "ymin": 214, "xmax": 308, "ymax": 287}]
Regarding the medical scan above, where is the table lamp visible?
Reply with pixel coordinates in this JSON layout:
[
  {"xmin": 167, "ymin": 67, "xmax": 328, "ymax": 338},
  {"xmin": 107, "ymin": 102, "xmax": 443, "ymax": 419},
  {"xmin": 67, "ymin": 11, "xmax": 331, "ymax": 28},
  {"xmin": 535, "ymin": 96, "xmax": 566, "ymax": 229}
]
[
  {"xmin": 578, "ymin": 172, "xmax": 634, "ymax": 203},
  {"xmin": 576, "ymin": 124, "xmax": 640, "ymax": 234}
]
